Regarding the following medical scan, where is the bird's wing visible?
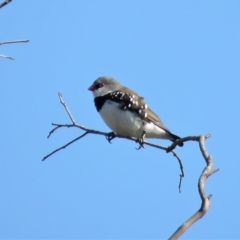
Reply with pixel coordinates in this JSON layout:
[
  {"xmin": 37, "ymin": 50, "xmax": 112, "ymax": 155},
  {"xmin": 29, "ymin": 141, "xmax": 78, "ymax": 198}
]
[
  {"xmin": 120, "ymin": 87, "xmax": 171, "ymax": 131},
  {"xmin": 146, "ymin": 108, "xmax": 183, "ymax": 146},
  {"xmin": 108, "ymin": 86, "xmax": 147, "ymax": 118},
  {"xmin": 118, "ymin": 87, "xmax": 182, "ymax": 144},
  {"xmin": 108, "ymin": 86, "xmax": 170, "ymax": 132},
  {"xmin": 145, "ymin": 107, "xmax": 170, "ymax": 132}
]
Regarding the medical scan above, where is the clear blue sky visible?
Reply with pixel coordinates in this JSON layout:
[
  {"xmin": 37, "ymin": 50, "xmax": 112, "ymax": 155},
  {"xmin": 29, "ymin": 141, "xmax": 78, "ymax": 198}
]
[{"xmin": 1, "ymin": 1, "xmax": 240, "ymax": 239}]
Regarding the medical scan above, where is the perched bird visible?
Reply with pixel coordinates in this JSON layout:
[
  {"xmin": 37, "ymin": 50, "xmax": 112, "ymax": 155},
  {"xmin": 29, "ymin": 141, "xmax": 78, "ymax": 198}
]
[{"xmin": 88, "ymin": 76, "xmax": 183, "ymax": 147}]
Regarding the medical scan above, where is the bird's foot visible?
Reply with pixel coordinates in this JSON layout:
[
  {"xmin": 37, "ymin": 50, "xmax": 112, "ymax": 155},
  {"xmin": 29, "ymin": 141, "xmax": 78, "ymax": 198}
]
[
  {"xmin": 136, "ymin": 131, "xmax": 146, "ymax": 150},
  {"xmin": 106, "ymin": 132, "xmax": 116, "ymax": 143}
]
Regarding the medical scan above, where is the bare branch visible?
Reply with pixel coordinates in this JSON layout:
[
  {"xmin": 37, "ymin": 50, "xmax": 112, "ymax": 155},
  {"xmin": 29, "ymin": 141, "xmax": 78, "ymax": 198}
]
[
  {"xmin": 42, "ymin": 132, "xmax": 89, "ymax": 161},
  {"xmin": 171, "ymin": 150, "xmax": 184, "ymax": 193},
  {"xmin": 168, "ymin": 136, "xmax": 219, "ymax": 240},
  {"xmin": 58, "ymin": 92, "xmax": 76, "ymax": 124},
  {"xmin": 0, "ymin": 54, "xmax": 14, "ymax": 60},
  {"xmin": 0, "ymin": 39, "xmax": 29, "ymax": 60},
  {"xmin": 44, "ymin": 92, "xmax": 219, "ymax": 238},
  {"xmin": 44, "ymin": 122, "xmax": 169, "ymax": 158},
  {"xmin": 167, "ymin": 135, "xmax": 200, "ymax": 152},
  {"xmin": 0, "ymin": 39, "xmax": 29, "ymax": 45},
  {"xmin": 43, "ymin": 121, "xmax": 186, "ymax": 191},
  {"xmin": 0, "ymin": 0, "xmax": 11, "ymax": 9}
]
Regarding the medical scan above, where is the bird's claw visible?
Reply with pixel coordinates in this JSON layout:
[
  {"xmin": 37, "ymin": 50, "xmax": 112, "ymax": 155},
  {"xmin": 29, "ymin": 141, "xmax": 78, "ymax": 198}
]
[
  {"xmin": 136, "ymin": 139, "xmax": 145, "ymax": 150},
  {"xmin": 106, "ymin": 132, "xmax": 116, "ymax": 143},
  {"xmin": 135, "ymin": 131, "xmax": 146, "ymax": 150}
]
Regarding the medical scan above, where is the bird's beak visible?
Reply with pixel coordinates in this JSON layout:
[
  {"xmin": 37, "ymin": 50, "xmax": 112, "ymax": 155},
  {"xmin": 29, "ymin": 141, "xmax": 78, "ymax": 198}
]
[{"xmin": 88, "ymin": 85, "xmax": 95, "ymax": 91}]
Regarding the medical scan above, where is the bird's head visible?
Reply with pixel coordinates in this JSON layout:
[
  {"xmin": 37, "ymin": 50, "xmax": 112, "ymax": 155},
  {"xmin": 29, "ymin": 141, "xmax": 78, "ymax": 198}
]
[{"xmin": 88, "ymin": 76, "xmax": 122, "ymax": 97}]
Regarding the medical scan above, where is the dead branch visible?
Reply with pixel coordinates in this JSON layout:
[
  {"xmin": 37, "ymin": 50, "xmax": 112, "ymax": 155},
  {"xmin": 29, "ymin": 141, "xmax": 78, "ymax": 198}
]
[
  {"xmin": 0, "ymin": 2, "xmax": 29, "ymax": 58},
  {"xmin": 44, "ymin": 92, "xmax": 218, "ymax": 239},
  {"xmin": 0, "ymin": 2, "xmax": 29, "ymax": 60},
  {"xmin": 0, "ymin": 54, "xmax": 14, "ymax": 60},
  {"xmin": 0, "ymin": 39, "xmax": 29, "ymax": 60},
  {"xmin": 0, "ymin": 0, "xmax": 11, "ymax": 9},
  {"xmin": 0, "ymin": 39, "xmax": 30, "ymax": 45},
  {"xmin": 168, "ymin": 136, "xmax": 219, "ymax": 240},
  {"xmin": 58, "ymin": 92, "xmax": 76, "ymax": 124}
]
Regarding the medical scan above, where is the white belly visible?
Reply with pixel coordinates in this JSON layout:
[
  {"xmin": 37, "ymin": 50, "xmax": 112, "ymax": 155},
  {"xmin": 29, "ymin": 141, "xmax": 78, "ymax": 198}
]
[
  {"xmin": 99, "ymin": 100, "xmax": 170, "ymax": 139},
  {"xmin": 100, "ymin": 101, "xmax": 143, "ymax": 137}
]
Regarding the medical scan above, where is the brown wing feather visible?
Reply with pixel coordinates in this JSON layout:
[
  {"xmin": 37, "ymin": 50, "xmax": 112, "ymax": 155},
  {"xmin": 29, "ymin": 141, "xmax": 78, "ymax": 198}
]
[
  {"xmin": 146, "ymin": 108, "xmax": 183, "ymax": 146},
  {"xmin": 145, "ymin": 107, "xmax": 170, "ymax": 132},
  {"xmin": 116, "ymin": 86, "xmax": 147, "ymax": 119},
  {"xmin": 110, "ymin": 86, "xmax": 183, "ymax": 146},
  {"xmin": 120, "ymin": 87, "xmax": 170, "ymax": 132}
]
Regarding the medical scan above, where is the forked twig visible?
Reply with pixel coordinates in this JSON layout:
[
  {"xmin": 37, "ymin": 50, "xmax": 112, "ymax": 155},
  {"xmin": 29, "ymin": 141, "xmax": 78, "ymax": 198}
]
[{"xmin": 43, "ymin": 132, "xmax": 89, "ymax": 160}]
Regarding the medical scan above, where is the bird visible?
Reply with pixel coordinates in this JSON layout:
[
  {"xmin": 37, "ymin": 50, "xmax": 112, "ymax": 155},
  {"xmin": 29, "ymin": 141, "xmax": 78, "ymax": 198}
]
[{"xmin": 88, "ymin": 76, "xmax": 183, "ymax": 147}]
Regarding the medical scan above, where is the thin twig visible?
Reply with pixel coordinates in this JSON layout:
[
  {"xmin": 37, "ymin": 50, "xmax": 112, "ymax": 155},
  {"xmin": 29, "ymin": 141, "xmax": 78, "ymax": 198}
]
[
  {"xmin": 42, "ymin": 132, "xmax": 89, "ymax": 161},
  {"xmin": 44, "ymin": 122, "xmax": 169, "ymax": 157},
  {"xmin": 45, "ymin": 121, "xmax": 189, "ymax": 154},
  {"xmin": 58, "ymin": 92, "xmax": 76, "ymax": 124},
  {"xmin": 0, "ymin": 39, "xmax": 29, "ymax": 45},
  {"xmin": 0, "ymin": 0, "xmax": 11, "ymax": 9},
  {"xmin": 0, "ymin": 54, "xmax": 14, "ymax": 60},
  {"xmin": 172, "ymin": 150, "xmax": 184, "ymax": 193},
  {"xmin": 48, "ymin": 123, "xmax": 108, "ymax": 139},
  {"xmin": 0, "ymin": 39, "xmax": 29, "ymax": 60}
]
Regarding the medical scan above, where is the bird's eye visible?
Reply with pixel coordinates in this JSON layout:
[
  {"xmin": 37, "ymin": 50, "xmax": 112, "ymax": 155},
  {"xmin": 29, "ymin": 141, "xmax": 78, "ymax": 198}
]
[{"xmin": 95, "ymin": 83, "xmax": 104, "ymax": 89}]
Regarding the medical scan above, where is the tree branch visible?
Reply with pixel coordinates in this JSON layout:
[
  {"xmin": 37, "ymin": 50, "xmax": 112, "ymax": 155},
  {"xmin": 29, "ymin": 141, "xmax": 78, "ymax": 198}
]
[
  {"xmin": 0, "ymin": 39, "xmax": 29, "ymax": 45},
  {"xmin": 58, "ymin": 92, "xmax": 76, "ymax": 124},
  {"xmin": 168, "ymin": 136, "xmax": 219, "ymax": 240},
  {"xmin": 44, "ymin": 92, "xmax": 219, "ymax": 238},
  {"xmin": 0, "ymin": 54, "xmax": 14, "ymax": 60},
  {"xmin": 0, "ymin": 39, "xmax": 29, "ymax": 60},
  {"xmin": 43, "ymin": 132, "xmax": 89, "ymax": 161},
  {"xmin": 0, "ymin": 0, "xmax": 11, "ymax": 9}
]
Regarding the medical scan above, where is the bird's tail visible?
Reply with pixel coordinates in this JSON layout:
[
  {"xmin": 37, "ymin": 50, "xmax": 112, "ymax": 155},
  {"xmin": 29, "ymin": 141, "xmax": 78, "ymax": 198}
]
[{"xmin": 170, "ymin": 133, "xmax": 183, "ymax": 147}]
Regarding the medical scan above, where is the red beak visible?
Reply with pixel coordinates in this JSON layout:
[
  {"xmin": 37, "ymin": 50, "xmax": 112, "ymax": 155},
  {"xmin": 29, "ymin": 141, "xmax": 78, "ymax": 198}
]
[{"xmin": 88, "ymin": 85, "xmax": 95, "ymax": 91}]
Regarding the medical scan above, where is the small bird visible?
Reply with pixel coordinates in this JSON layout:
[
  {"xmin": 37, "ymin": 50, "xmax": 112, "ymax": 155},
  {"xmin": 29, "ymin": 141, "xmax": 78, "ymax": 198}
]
[{"xmin": 88, "ymin": 76, "xmax": 183, "ymax": 147}]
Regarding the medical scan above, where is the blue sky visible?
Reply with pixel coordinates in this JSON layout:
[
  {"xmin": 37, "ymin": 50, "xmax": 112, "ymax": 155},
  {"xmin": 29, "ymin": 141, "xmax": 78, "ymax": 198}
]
[{"xmin": 1, "ymin": 0, "xmax": 240, "ymax": 239}]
